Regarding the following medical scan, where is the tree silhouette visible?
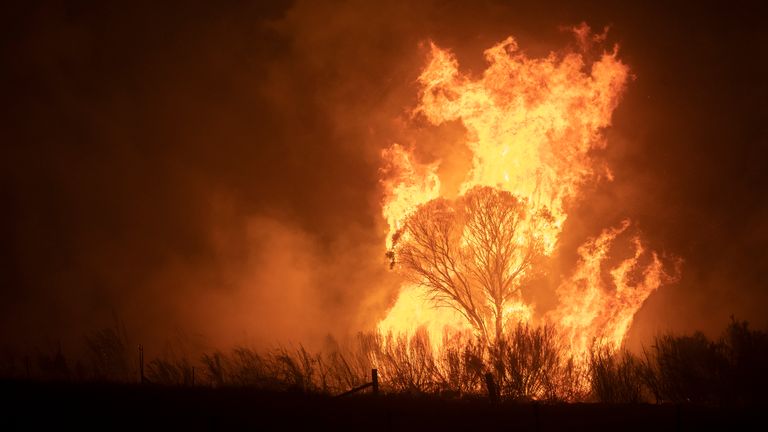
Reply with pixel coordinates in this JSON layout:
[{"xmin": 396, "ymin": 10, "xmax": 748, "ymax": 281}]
[{"xmin": 388, "ymin": 186, "xmax": 552, "ymax": 348}]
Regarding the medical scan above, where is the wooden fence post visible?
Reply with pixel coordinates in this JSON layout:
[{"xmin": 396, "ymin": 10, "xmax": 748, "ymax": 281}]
[
  {"xmin": 138, "ymin": 344, "xmax": 144, "ymax": 384},
  {"xmin": 336, "ymin": 369, "xmax": 380, "ymax": 397}
]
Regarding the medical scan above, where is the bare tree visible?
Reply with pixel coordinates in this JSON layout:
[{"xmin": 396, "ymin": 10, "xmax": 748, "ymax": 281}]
[{"xmin": 388, "ymin": 186, "xmax": 552, "ymax": 349}]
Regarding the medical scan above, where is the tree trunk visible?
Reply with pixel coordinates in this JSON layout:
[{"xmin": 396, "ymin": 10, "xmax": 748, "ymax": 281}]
[{"xmin": 495, "ymin": 303, "xmax": 504, "ymax": 345}]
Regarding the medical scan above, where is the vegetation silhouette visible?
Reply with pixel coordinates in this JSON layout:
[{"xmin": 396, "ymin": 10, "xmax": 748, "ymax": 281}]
[{"xmin": 3, "ymin": 318, "xmax": 766, "ymax": 405}]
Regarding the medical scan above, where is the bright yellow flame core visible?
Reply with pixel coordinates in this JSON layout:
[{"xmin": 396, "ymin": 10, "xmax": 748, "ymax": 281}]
[{"xmin": 379, "ymin": 28, "xmax": 666, "ymax": 360}]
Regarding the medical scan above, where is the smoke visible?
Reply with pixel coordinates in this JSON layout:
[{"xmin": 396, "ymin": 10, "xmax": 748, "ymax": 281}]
[{"xmin": 1, "ymin": 0, "xmax": 766, "ymax": 355}]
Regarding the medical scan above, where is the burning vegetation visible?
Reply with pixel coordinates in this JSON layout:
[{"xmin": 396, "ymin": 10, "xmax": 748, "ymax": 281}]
[
  {"xmin": 3, "ymin": 2, "xmax": 767, "ymax": 417},
  {"xmin": 378, "ymin": 26, "xmax": 678, "ymax": 392}
]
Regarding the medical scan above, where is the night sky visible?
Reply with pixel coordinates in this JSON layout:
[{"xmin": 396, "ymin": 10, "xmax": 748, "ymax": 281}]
[{"xmin": 1, "ymin": 0, "xmax": 766, "ymax": 354}]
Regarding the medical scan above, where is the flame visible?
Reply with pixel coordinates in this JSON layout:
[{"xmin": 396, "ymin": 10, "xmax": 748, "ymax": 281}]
[
  {"xmin": 381, "ymin": 144, "xmax": 441, "ymax": 250},
  {"xmin": 377, "ymin": 283, "xmax": 473, "ymax": 350},
  {"xmin": 379, "ymin": 26, "xmax": 669, "ymax": 361},
  {"xmin": 546, "ymin": 220, "xmax": 664, "ymax": 358}
]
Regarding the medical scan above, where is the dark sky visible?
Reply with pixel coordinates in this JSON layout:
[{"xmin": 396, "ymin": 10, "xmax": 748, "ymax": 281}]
[{"xmin": 1, "ymin": 0, "xmax": 767, "ymax": 353}]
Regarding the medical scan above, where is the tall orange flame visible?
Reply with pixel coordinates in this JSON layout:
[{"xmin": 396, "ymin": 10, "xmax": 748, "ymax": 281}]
[{"xmin": 379, "ymin": 25, "xmax": 669, "ymax": 360}]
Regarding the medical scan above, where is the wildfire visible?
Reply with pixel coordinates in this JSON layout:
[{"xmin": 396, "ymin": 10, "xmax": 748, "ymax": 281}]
[{"xmin": 379, "ymin": 25, "xmax": 669, "ymax": 361}]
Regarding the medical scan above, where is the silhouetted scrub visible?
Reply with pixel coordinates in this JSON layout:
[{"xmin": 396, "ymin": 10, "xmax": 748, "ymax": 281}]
[
  {"xmin": 641, "ymin": 318, "xmax": 768, "ymax": 404},
  {"xmin": 84, "ymin": 320, "xmax": 132, "ymax": 382},
  {"xmin": 589, "ymin": 347, "xmax": 644, "ymax": 403},
  {"xmin": 5, "ymin": 318, "xmax": 768, "ymax": 405}
]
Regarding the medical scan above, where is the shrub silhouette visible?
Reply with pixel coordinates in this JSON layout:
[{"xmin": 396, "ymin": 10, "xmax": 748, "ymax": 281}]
[
  {"xmin": 590, "ymin": 347, "xmax": 644, "ymax": 403},
  {"xmin": 7, "ymin": 318, "xmax": 768, "ymax": 405},
  {"xmin": 84, "ymin": 321, "xmax": 132, "ymax": 382},
  {"xmin": 495, "ymin": 324, "xmax": 564, "ymax": 401},
  {"xmin": 721, "ymin": 319, "xmax": 768, "ymax": 403},
  {"xmin": 434, "ymin": 335, "xmax": 485, "ymax": 397},
  {"xmin": 35, "ymin": 343, "xmax": 71, "ymax": 381},
  {"xmin": 641, "ymin": 318, "xmax": 768, "ymax": 404},
  {"xmin": 146, "ymin": 357, "xmax": 194, "ymax": 385}
]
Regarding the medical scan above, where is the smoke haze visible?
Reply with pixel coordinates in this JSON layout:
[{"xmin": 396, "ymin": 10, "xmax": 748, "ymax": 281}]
[{"xmin": 1, "ymin": 0, "xmax": 766, "ymax": 354}]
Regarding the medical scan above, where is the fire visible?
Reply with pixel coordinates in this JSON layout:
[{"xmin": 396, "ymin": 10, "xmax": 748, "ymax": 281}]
[
  {"xmin": 377, "ymin": 284, "xmax": 472, "ymax": 343},
  {"xmin": 379, "ymin": 25, "xmax": 669, "ymax": 361},
  {"xmin": 381, "ymin": 144, "xmax": 441, "ymax": 250},
  {"xmin": 547, "ymin": 220, "xmax": 665, "ymax": 358}
]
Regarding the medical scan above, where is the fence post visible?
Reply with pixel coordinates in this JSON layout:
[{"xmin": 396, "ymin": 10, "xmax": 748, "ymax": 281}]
[
  {"xmin": 138, "ymin": 344, "xmax": 144, "ymax": 384},
  {"xmin": 371, "ymin": 369, "xmax": 379, "ymax": 395}
]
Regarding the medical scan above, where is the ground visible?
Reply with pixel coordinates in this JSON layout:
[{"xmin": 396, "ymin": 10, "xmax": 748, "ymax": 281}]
[{"xmin": 2, "ymin": 380, "xmax": 766, "ymax": 431}]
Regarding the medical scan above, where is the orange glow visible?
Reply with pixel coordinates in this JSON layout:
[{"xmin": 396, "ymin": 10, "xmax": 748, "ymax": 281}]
[{"xmin": 379, "ymin": 26, "xmax": 670, "ymax": 363}]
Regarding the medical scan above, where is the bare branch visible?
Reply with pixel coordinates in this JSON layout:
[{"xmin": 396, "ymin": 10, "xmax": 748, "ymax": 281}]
[{"xmin": 390, "ymin": 186, "xmax": 551, "ymax": 347}]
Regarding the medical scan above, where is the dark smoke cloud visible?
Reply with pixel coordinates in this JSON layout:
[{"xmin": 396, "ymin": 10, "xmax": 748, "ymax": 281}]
[{"xmin": 1, "ymin": 0, "xmax": 766, "ymax": 354}]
